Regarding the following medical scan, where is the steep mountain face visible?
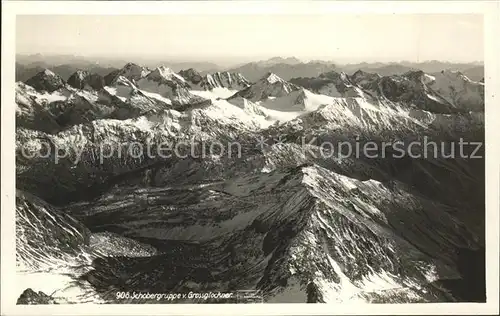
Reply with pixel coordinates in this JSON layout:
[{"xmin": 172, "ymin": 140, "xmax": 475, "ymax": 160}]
[
  {"xmin": 178, "ymin": 68, "xmax": 203, "ymax": 85},
  {"xmin": 229, "ymin": 73, "xmax": 300, "ymax": 102},
  {"xmin": 101, "ymin": 65, "xmax": 211, "ymax": 110},
  {"xmin": 16, "ymin": 189, "xmax": 92, "ymax": 271},
  {"xmin": 291, "ymin": 69, "xmax": 485, "ymax": 114},
  {"xmin": 104, "ymin": 63, "xmax": 151, "ymax": 86},
  {"xmin": 133, "ymin": 66, "xmax": 208, "ymax": 106},
  {"xmin": 57, "ymin": 163, "xmax": 478, "ymax": 303},
  {"xmin": 16, "ymin": 82, "xmax": 64, "ymax": 133},
  {"xmin": 67, "ymin": 70, "xmax": 105, "ymax": 90},
  {"xmin": 350, "ymin": 70, "xmax": 382, "ymax": 89},
  {"xmin": 15, "ymin": 80, "xmax": 120, "ymax": 133},
  {"xmin": 374, "ymin": 70, "xmax": 484, "ymax": 113},
  {"xmin": 151, "ymin": 61, "xmax": 223, "ymax": 73},
  {"xmin": 179, "ymin": 68, "xmax": 251, "ymax": 91},
  {"xmin": 24, "ymin": 69, "xmax": 66, "ymax": 93},
  {"xmin": 460, "ymin": 66, "xmax": 485, "ymax": 83},
  {"xmin": 16, "ymin": 61, "xmax": 119, "ymax": 82},
  {"xmin": 228, "ymin": 61, "xmax": 338, "ymax": 82},
  {"xmin": 290, "ymin": 71, "xmax": 365, "ymax": 98},
  {"xmin": 15, "ymin": 93, "xmax": 265, "ymax": 204},
  {"xmin": 16, "ymin": 57, "xmax": 483, "ymax": 83},
  {"xmin": 339, "ymin": 61, "xmax": 484, "ymax": 80},
  {"xmin": 16, "ymin": 189, "xmax": 157, "ymax": 303},
  {"xmin": 14, "ymin": 63, "xmax": 485, "ymax": 304},
  {"xmin": 225, "ymin": 59, "xmax": 483, "ymax": 84},
  {"xmin": 15, "ymin": 65, "xmax": 213, "ymax": 135},
  {"xmin": 143, "ymin": 66, "xmax": 189, "ymax": 87},
  {"xmin": 426, "ymin": 70, "xmax": 485, "ymax": 111}
]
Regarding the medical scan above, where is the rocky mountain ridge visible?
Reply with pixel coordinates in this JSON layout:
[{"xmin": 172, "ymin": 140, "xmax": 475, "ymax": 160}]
[{"xmin": 15, "ymin": 62, "xmax": 485, "ymax": 304}]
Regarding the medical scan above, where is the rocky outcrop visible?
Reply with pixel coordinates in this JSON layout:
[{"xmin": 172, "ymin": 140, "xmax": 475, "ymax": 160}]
[
  {"xmin": 290, "ymin": 71, "xmax": 364, "ymax": 98},
  {"xmin": 17, "ymin": 289, "xmax": 57, "ymax": 305},
  {"xmin": 179, "ymin": 68, "xmax": 251, "ymax": 91},
  {"xmin": 229, "ymin": 72, "xmax": 299, "ymax": 101},
  {"xmin": 104, "ymin": 62, "xmax": 151, "ymax": 86},
  {"xmin": 67, "ymin": 70, "xmax": 105, "ymax": 90},
  {"xmin": 135, "ymin": 66, "xmax": 208, "ymax": 106},
  {"xmin": 25, "ymin": 69, "xmax": 65, "ymax": 93}
]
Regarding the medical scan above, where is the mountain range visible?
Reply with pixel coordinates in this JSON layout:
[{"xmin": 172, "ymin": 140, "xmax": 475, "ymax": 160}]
[
  {"xmin": 15, "ymin": 59, "xmax": 485, "ymax": 304},
  {"xmin": 16, "ymin": 55, "xmax": 485, "ymax": 82}
]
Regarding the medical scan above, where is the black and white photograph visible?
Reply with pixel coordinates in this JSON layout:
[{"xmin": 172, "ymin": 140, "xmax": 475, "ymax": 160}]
[{"xmin": 2, "ymin": 1, "xmax": 499, "ymax": 314}]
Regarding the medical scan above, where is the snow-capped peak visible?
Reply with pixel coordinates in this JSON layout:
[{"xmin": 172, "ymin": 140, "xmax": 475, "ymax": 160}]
[
  {"xmin": 319, "ymin": 71, "xmax": 350, "ymax": 83},
  {"xmin": 422, "ymin": 73, "xmax": 436, "ymax": 85},
  {"xmin": 120, "ymin": 63, "xmax": 151, "ymax": 80},
  {"xmin": 263, "ymin": 72, "xmax": 285, "ymax": 84},
  {"xmin": 180, "ymin": 70, "xmax": 250, "ymax": 91},
  {"xmin": 67, "ymin": 70, "xmax": 105, "ymax": 91},
  {"xmin": 351, "ymin": 69, "xmax": 369, "ymax": 78},
  {"xmin": 439, "ymin": 69, "xmax": 473, "ymax": 82},
  {"xmin": 43, "ymin": 69, "xmax": 56, "ymax": 77},
  {"xmin": 178, "ymin": 68, "xmax": 202, "ymax": 83},
  {"xmin": 104, "ymin": 63, "xmax": 151, "ymax": 86},
  {"xmin": 147, "ymin": 66, "xmax": 186, "ymax": 83},
  {"xmin": 350, "ymin": 70, "xmax": 381, "ymax": 88},
  {"xmin": 14, "ymin": 58, "xmax": 485, "ymax": 305},
  {"xmin": 114, "ymin": 75, "xmax": 136, "ymax": 88},
  {"xmin": 74, "ymin": 70, "xmax": 87, "ymax": 80},
  {"xmin": 24, "ymin": 69, "xmax": 65, "ymax": 93},
  {"xmin": 123, "ymin": 62, "xmax": 140, "ymax": 69},
  {"xmin": 154, "ymin": 66, "xmax": 175, "ymax": 76},
  {"xmin": 229, "ymin": 72, "xmax": 299, "ymax": 102}
]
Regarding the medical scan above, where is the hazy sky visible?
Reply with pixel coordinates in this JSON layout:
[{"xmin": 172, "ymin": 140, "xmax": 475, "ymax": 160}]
[{"xmin": 16, "ymin": 14, "xmax": 483, "ymax": 64}]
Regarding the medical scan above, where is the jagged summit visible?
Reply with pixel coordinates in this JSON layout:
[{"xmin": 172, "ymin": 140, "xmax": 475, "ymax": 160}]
[
  {"xmin": 43, "ymin": 69, "xmax": 56, "ymax": 77},
  {"xmin": 262, "ymin": 72, "xmax": 285, "ymax": 84},
  {"xmin": 25, "ymin": 69, "xmax": 65, "ymax": 93},
  {"xmin": 178, "ymin": 68, "xmax": 203, "ymax": 84},
  {"xmin": 31, "ymin": 161, "xmax": 483, "ymax": 303},
  {"xmin": 145, "ymin": 66, "xmax": 188, "ymax": 87},
  {"xmin": 400, "ymin": 70, "xmax": 438, "ymax": 87},
  {"xmin": 351, "ymin": 69, "xmax": 380, "ymax": 81},
  {"xmin": 319, "ymin": 70, "xmax": 351, "ymax": 82},
  {"xmin": 104, "ymin": 63, "xmax": 150, "ymax": 86},
  {"xmin": 67, "ymin": 70, "xmax": 105, "ymax": 90},
  {"xmin": 121, "ymin": 62, "xmax": 150, "ymax": 74},
  {"xmin": 402, "ymin": 69, "xmax": 427, "ymax": 81},
  {"xmin": 352, "ymin": 69, "xmax": 371, "ymax": 77},
  {"xmin": 368, "ymin": 69, "xmax": 485, "ymax": 112},
  {"xmin": 290, "ymin": 71, "xmax": 363, "ymax": 98},
  {"xmin": 438, "ymin": 69, "xmax": 472, "ymax": 82},
  {"xmin": 351, "ymin": 69, "xmax": 369, "ymax": 80},
  {"xmin": 179, "ymin": 69, "xmax": 251, "ymax": 91},
  {"xmin": 134, "ymin": 66, "xmax": 207, "ymax": 106},
  {"xmin": 205, "ymin": 71, "xmax": 250, "ymax": 90},
  {"xmin": 113, "ymin": 75, "xmax": 136, "ymax": 88},
  {"xmin": 123, "ymin": 62, "xmax": 139, "ymax": 68},
  {"xmin": 349, "ymin": 70, "xmax": 382, "ymax": 92},
  {"xmin": 150, "ymin": 66, "xmax": 181, "ymax": 78},
  {"xmin": 229, "ymin": 72, "xmax": 299, "ymax": 101}
]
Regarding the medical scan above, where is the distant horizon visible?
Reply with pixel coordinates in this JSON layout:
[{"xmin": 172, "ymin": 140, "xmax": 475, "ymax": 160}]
[
  {"xmin": 16, "ymin": 14, "xmax": 484, "ymax": 66},
  {"xmin": 15, "ymin": 52, "xmax": 484, "ymax": 68}
]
